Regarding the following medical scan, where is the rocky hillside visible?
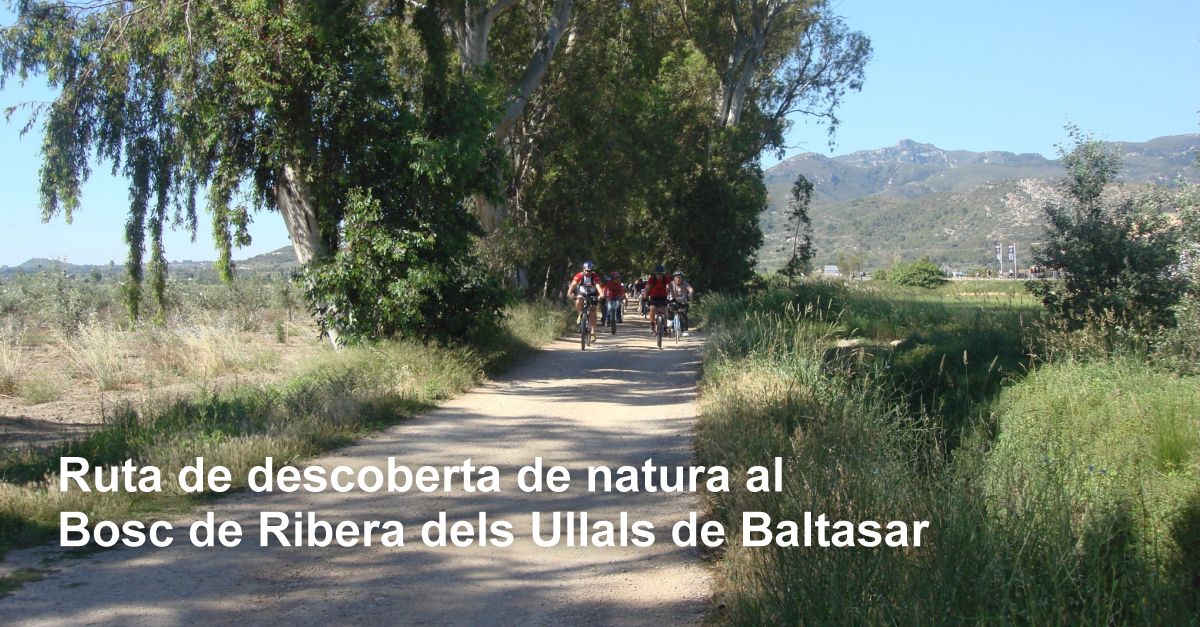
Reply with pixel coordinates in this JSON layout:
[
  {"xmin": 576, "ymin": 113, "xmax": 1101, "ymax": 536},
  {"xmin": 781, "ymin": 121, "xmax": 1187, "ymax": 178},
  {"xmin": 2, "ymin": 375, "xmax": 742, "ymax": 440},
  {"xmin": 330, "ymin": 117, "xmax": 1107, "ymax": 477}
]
[{"xmin": 760, "ymin": 134, "xmax": 1200, "ymax": 270}]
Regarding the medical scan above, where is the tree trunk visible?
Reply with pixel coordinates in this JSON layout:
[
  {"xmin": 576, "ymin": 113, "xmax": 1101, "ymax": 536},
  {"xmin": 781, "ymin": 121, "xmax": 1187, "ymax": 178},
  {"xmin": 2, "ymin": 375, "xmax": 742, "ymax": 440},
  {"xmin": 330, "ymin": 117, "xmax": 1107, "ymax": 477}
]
[
  {"xmin": 275, "ymin": 164, "xmax": 342, "ymax": 348},
  {"xmin": 457, "ymin": 0, "xmax": 573, "ymax": 232},
  {"xmin": 492, "ymin": 0, "xmax": 573, "ymax": 141}
]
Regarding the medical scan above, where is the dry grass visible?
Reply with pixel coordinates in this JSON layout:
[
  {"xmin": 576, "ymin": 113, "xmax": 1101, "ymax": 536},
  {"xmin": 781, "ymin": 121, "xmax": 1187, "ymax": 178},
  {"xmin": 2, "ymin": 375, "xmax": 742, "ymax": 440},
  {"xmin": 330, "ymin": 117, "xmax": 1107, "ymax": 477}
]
[
  {"xmin": 0, "ymin": 337, "xmax": 21, "ymax": 397},
  {"xmin": 0, "ymin": 301, "xmax": 568, "ymax": 557},
  {"xmin": 16, "ymin": 376, "xmax": 61, "ymax": 405},
  {"xmin": 137, "ymin": 325, "xmax": 282, "ymax": 382},
  {"xmin": 64, "ymin": 326, "xmax": 136, "ymax": 391}
]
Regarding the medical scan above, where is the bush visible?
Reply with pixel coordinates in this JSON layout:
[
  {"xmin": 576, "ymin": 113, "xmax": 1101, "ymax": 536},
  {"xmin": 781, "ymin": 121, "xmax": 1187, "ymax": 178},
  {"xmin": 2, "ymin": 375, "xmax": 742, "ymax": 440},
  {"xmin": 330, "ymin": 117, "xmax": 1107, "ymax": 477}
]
[
  {"xmin": 1028, "ymin": 127, "xmax": 1185, "ymax": 332},
  {"xmin": 885, "ymin": 258, "xmax": 945, "ymax": 289},
  {"xmin": 17, "ymin": 376, "xmax": 61, "ymax": 404},
  {"xmin": 302, "ymin": 189, "xmax": 510, "ymax": 344},
  {"xmin": 0, "ymin": 337, "xmax": 20, "ymax": 396}
]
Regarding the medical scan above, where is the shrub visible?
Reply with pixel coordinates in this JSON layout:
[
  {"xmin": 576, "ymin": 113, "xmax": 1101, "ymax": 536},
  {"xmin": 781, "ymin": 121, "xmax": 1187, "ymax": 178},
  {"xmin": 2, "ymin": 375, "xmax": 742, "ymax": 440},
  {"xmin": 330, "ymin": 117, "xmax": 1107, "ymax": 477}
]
[
  {"xmin": 18, "ymin": 376, "xmax": 61, "ymax": 404},
  {"xmin": 1028, "ymin": 127, "xmax": 1185, "ymax": 332},
  {"xmin": 886, "ymin": 258, "xmax": 945, "ymax": 288},
  {"xmin": 302, "ymin": 189, "xmax": 509, "ymax": 344}
]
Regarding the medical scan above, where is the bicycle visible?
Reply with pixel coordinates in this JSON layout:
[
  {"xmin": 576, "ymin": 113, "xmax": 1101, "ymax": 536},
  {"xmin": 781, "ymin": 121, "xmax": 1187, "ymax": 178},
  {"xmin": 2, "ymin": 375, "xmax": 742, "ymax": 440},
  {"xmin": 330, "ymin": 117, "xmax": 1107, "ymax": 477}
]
[
  {"xmin": 668, "ymin": 300, "xmax": 689, "ymax": 345},
  {"xmin": 607, "ymin": 297, "xmax": 621, "ymax": 334},
  {"xmin": 652, "ymin": 306, "xmax": 665, "ymax": 349},
  {"xmin": 578, "ymin": 295, "xmax": 597, "ymax": 350}
]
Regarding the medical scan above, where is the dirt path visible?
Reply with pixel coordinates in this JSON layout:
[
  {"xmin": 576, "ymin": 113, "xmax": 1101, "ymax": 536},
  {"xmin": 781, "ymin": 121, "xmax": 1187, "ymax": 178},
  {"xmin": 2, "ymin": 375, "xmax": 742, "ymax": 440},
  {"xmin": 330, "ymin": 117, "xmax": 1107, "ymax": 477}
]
[{"xmin": 0, "ymin": 322, "xmax": 710, "ymax": 625}]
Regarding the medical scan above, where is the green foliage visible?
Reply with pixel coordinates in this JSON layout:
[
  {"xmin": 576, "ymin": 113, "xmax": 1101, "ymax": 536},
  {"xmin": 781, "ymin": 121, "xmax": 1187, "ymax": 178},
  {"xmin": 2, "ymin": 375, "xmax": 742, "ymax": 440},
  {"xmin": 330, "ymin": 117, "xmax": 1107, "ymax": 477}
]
[
  {"xmin": 302, "ymin": 190, "xmax": 509, "ymax": 343},
  {"xmin": 486, "ymin": 1, "xmax": 864, "ymax": 297},
  {"xmin": 984, "ymin": 358, "xmax": 1200, "ymax": 580},
  {"xmin": 1029, "ymin": 127, "xmax": 1186, "ymax": 332},
  {"xmin": 1155, "ymin": 182, "xmax": 1200, "ymax": 370},
  {"xmin": 886, "ymin": 257, "xmax": 945, "ymax": 288},
  {"xmin": 777, "ymin": 174, "xmax": 815, "ymax": 282},
  {"xmin": 16, "ymin": 267, "xmax": 110, "ymax": 336},
  {"xmin": 1, "ymin": 1, "xmax": 407, "ymax": 318},
  {"xmin": 2, "ymin": 1, "xmax": 510, "ymax": 340},
  {"xmin": 696, "ymin": 281, "xmax": 1198, "ymax": 623}
]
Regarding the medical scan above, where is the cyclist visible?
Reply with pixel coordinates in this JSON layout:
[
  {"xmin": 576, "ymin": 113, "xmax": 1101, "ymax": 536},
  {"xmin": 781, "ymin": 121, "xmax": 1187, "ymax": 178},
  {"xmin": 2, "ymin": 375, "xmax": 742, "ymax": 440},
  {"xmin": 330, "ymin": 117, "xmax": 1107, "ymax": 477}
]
[
  {"xmin": 641, "ymin": 265, "xmax": 671, "ymax": 334},
  {"xmin": 601, "ymin": 272, "xmax": 626, "ymax": 325},
  {"xmin": 667, "ymin": 270, "xmax": 694, "ymax": 336},
  {"xmin": 569, "ymin": 261, "xmax": 604, "ymax": 341},
  {"xmin": 634, "ymin": 276, "xmax": 649, "ymax": 316}
]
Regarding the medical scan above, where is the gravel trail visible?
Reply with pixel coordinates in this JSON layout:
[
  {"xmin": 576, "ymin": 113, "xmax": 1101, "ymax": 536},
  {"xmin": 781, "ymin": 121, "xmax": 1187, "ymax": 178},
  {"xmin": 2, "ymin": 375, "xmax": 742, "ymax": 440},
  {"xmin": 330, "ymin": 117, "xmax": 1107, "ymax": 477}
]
[{"xmin": 0, "ymin": 322, "xmax": 710, "ymax": 626}]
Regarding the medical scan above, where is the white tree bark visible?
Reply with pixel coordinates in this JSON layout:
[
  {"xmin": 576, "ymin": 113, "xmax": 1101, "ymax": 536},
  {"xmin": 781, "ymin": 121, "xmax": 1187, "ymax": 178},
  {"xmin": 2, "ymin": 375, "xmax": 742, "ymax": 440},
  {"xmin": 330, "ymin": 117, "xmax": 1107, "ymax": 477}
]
[
  {"xmin": 717, "ymin": 0, "xmax": 794, "ymax": 128},
  {"xmin": 451, "ymin": 0, "xmax": 521, "ymax": 70},
  {"xmin": 276, "ymin": 164, "xmax": 328, "ymax": 265},
  {"xmin": 276, "ymin": 164, "xmax": 341, "ymax": 347},
  {"xmin": 454, "ymin": 0, "xmax": 574, "ymax": 232},
  {"xmin": 492, "ymin": 0, "xmax": 573, "ymax": 141}
]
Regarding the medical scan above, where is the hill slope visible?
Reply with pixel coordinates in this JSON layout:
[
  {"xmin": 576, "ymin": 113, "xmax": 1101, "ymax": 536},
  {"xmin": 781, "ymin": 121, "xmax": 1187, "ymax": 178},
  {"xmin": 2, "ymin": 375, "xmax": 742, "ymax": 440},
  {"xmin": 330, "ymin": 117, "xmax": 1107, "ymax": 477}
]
[
  {"xmin": 1, "ymin": 246, "xmax": 299, "ymax": 279},
  {"xmin": 760, "ymin": 134, "xmax": 1200, "ymax": 270}
]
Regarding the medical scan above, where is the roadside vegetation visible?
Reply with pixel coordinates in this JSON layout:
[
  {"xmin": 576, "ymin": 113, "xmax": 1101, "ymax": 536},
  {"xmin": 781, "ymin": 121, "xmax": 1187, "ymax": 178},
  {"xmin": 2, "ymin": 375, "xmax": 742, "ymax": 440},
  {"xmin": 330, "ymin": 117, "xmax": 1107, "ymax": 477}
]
[
  {"xmin": 697, "ymin": 280, "xmax": 1199, "ymax": 624},
  {"xmin": 697, "ymin": 134, "xmax": 1200, "ymax": 624},
  {"xmin": 0, "ymin": 269, "xmax": 317, "ymax": 406},
  {"xmin": 0, "ymin": 268, "xmax": 567, "ymax": 556}
]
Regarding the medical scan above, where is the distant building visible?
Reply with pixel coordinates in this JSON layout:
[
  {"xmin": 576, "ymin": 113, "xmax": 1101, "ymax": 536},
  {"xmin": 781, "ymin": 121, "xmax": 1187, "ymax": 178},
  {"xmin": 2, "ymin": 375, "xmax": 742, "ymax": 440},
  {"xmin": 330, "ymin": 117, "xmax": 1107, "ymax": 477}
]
[{"xmin": 823, "ymin": 265, "xmax": 840, "ymax": 276}]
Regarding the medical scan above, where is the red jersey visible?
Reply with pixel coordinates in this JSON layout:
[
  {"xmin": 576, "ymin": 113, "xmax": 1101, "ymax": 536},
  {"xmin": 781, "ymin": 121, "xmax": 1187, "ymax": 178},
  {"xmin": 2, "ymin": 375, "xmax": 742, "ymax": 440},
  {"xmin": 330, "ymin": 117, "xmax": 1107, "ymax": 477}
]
[
  {"xmin": 644, "ymin": 275, "xmax": 669, "ymax": 299},
  {"xmin": 602, "ymin": 279, "xmax": 625, "ymax": 299},
  {"xmin": 573, "ymin": 271, "xmax": 603, "ymax": 294}
]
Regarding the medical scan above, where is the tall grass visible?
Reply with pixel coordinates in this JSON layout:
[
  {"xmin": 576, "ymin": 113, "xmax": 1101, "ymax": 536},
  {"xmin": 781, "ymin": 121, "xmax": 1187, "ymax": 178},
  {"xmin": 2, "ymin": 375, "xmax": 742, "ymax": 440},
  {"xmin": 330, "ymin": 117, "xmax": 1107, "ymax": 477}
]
[
  {"xmin": 0, "ymin": 335, "xmax": 21, "ymax": 396},
  {"xmin": 696, "ymin": 282, "xmax": 1199, "ymax": 624},
  {"xmin": 65, "ymin": 325, "xmax": 135, "ymax": 391},
  {"xmin": 0, "ymin": 301, "xmax": 567, "ymax": 555}
]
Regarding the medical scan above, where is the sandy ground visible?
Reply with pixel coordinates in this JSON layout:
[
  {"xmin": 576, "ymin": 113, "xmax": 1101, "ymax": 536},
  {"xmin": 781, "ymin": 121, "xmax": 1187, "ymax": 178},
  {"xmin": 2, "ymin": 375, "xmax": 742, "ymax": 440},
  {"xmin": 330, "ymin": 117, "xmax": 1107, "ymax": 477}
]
[{"xmin": 0, "ymin": 320, "xmax": 711, "ymax": 626}]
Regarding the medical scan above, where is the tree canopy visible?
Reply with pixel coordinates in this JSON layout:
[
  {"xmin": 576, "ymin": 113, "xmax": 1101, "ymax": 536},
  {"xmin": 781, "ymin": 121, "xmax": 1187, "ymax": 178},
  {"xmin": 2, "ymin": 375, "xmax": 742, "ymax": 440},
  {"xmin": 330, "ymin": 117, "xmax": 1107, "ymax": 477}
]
[{"xmin": 3, "ymin": 0, "xmax": 871, "ymax": 340}]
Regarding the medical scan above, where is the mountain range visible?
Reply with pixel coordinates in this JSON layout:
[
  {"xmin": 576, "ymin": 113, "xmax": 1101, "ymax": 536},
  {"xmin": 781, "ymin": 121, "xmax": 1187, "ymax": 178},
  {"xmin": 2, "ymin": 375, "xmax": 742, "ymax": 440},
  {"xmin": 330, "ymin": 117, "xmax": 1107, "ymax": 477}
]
[
  {"xmin": 1, "ymin": 246, "xmax": 300, "ymax": 280},
  {"xmin": 7, "ymin": 134, "xmax": 1199, "ymax": 278},
  {"xmin": 759, "ymin": 134, "xmax": 1200, "ymax": 271}
]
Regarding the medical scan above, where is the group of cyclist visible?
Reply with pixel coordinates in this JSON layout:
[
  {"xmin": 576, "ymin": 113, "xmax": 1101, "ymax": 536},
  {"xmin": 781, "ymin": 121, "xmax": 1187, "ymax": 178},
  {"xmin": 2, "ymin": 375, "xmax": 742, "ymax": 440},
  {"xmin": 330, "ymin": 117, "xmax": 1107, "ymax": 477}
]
[{"xmin": 567, "ymin": 261, "xmax": 693, "ymax": 342}]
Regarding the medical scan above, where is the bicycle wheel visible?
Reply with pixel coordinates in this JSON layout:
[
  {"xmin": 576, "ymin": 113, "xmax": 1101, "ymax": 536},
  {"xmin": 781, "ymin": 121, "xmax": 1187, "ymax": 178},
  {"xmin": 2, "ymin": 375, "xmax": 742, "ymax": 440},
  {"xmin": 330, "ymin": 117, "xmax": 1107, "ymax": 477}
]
[
  {"xmin": 579, "ymin": 315, "xmax": 588, "ymax": 350},
  {"xmin": 609, "ymin": 303, "xmax": 618, "ymax": 334},
  {"xmin": 656, "ymin": 314, "xmax": 664, "ymax": 349},
  {"xmin": 674, "ymin": 313, "xmax": 683, "ymax": 344}
]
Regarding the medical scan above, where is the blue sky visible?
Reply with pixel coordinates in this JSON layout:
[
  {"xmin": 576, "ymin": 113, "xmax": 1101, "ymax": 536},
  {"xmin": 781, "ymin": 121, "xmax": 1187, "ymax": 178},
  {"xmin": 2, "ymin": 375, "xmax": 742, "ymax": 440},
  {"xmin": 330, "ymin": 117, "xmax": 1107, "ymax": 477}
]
[{"xmin": 2, "ymin": 1, "xmax": 1199, "ymax": 265}]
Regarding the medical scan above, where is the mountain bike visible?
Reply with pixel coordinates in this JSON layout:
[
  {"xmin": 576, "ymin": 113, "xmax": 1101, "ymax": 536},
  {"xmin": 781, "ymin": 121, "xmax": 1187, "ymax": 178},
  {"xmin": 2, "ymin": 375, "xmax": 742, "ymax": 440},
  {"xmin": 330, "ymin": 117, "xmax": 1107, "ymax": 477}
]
[
  {"xmin": 578, "ymin": 295, "xmax": 596, "ymax": 350},
  {"xmin": 668, "ymin": 300, "xmax": 689, "ymax": 345},
  {"xmin": 653, "ymin": 306, "xmax": 665, "ymax": 349},
  {"xmin": 607, "ymin": 297, "xmax": 621, "ymax": 335}
]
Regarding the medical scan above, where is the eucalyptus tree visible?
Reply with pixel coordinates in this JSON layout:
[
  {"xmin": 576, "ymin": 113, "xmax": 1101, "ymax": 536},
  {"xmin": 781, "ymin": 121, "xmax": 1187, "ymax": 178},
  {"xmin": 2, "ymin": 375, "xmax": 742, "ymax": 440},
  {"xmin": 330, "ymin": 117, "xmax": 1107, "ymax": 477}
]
[
  {"xmin": 2, "ymin": 2, "xmax": 400, "ymax": 327},
  {"xmin": 441, "ymin": 0, "xmax": 575, "ymax": 230},
  {"xmin": 682, "ymin": 0, "xmax": 870, "ymax": 152},
  {"xmin": 1, "ymin": 1, "xmax": 504, "ymax": 343},
  {"xmin": 778, "ymin": 173, "xmax": 815, "ymax": 282}
]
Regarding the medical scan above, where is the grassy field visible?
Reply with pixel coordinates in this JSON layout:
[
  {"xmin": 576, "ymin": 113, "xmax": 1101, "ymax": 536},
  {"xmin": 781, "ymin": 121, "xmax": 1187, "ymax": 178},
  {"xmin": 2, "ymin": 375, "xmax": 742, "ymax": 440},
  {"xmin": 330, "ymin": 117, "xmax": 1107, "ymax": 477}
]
[
  {"xmin": 0, "ymin": 269, "xmax": 567, "ymax": 556},
  {"xmin": 696, "ymin": 279, "xmax": 1199, "ymax": 624}
]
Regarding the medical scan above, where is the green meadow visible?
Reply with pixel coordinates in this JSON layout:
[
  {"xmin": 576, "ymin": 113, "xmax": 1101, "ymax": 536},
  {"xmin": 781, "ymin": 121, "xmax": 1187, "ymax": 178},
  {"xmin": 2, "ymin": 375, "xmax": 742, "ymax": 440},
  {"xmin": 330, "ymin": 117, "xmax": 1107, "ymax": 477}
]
[{"xmin": 696, "ymin": 279, "xmax": 1199, "ymax": 624}]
